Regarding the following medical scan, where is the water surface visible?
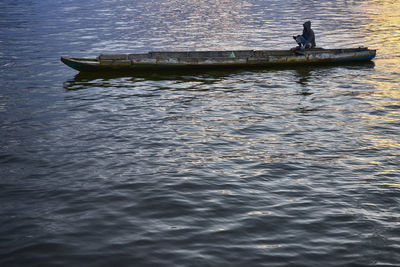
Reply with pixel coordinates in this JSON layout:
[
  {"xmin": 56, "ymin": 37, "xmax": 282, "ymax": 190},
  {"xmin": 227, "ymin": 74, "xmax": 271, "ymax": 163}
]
[{"xmin": 1, "ymin": 0, "xmax": 399, "ymax": 266}]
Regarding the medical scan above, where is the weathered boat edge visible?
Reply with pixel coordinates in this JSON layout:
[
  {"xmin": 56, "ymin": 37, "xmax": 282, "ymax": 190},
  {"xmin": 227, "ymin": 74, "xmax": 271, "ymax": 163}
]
[
  {"xmin": 61, "ymin": 57, "xmax": 101, "ymax": 72},
  {"xmin": 61, "ymin": 48, "xmax": 376, "ymax": 73}
]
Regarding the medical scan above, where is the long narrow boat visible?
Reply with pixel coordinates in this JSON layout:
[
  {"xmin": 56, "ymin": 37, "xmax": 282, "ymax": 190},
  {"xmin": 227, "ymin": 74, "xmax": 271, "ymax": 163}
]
[{"xmin": 61, "ymin": 47, "xmax": 376, "ymax": 72}]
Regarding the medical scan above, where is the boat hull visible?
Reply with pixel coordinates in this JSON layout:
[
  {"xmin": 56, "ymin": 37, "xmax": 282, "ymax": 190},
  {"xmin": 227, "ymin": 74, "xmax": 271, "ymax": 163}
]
[{"xmin": 61, "ymin": 48, "xmax": 376, "ymax": 72}]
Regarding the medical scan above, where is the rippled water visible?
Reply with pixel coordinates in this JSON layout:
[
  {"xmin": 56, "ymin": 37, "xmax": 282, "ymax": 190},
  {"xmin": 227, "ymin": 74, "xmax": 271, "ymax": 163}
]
[{"xmin": 1, "ymin": 0, "xmax": 399, "ymax": 266}]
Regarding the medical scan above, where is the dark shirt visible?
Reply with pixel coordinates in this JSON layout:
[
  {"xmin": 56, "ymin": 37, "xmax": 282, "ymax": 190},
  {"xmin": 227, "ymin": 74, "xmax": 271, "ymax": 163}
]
[{"xmin": 302, "ymin": 21, "xmax": 316, "ymax": 47}]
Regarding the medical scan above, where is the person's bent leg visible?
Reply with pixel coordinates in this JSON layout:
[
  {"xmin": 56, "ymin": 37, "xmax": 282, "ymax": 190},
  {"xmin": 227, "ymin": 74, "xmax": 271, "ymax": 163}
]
[{"xmin": 295, "ymin": 36, "xmax": 307, "ymax": 50}]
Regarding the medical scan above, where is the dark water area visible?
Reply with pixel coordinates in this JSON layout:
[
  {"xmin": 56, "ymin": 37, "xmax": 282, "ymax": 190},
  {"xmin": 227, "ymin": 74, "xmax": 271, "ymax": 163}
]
[{"xmin": 1, "ymin": 0, "xmax": 399, "ymax": 266}]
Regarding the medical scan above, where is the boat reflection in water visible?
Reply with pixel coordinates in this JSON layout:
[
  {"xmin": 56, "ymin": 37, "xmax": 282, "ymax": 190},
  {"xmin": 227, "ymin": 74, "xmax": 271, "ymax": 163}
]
[{"xmin": 63, "ymin": 61, "xmax": 376, "ymax": 91}]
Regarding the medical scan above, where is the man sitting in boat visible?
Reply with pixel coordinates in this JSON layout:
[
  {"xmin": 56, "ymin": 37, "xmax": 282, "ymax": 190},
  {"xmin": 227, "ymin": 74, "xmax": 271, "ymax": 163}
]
[{"xmin": 293, "ymin": 21, "xmax": 316, "ymax": 50}]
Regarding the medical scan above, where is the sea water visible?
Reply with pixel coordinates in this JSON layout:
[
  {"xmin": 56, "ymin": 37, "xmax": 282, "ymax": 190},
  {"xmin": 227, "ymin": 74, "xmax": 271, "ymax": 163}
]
[{"xmin": 0, "ymin": 0, "xmax": 399, "ymax": 266}]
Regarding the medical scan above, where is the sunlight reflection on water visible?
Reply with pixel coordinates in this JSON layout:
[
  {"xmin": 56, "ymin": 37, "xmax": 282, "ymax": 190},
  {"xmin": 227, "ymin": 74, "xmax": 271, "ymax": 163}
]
[{"xmin": 0, "ymin": 0, "xmax": 399, "ymax": 266}]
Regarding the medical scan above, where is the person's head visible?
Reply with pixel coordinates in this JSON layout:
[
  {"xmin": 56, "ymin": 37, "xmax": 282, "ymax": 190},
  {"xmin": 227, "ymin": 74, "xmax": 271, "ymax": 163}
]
[{"xmin": 303, "ymin": 21, "xmax": 311, "ymax": 30}]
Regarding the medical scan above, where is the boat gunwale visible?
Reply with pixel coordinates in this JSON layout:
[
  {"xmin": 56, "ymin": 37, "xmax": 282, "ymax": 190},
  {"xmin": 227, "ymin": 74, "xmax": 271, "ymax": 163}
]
[{"xmin": 99, "ymin": 47, "xmax": 374, "ymax": 60}]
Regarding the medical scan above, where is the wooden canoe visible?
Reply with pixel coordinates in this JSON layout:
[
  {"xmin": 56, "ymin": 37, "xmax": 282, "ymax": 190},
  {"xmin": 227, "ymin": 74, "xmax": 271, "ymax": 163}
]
[{"xmin": 61, "ymin": 47, "xmax": 376, "ymax": 72}]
